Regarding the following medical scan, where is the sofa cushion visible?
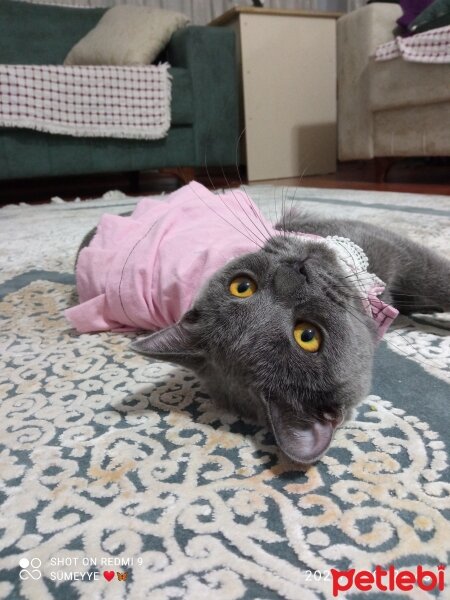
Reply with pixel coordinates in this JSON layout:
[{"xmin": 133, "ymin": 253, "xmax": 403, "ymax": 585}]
[
  {"xmin": 64, "ymin": 6, "xmax": 189, "ymax": 66},
  {"xmin": 0, "ymin": 0, "xmax": 106, "ymax": 65},
  {"xmin": 409, "ymin": 0, "xmax": 450, "ymax": 33},
  {"xmin": 369, "ymin": 56, "xmax": 450, "ymax": 111}
]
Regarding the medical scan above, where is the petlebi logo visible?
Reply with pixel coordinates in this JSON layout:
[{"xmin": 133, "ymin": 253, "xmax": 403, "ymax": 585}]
[
  {"xmin": 331, "ymin": 564, "xmax": 446, "ymax": 596},
  {"xmin": 19, "ymin": 558, "xmax": 42, "ymax": 580}
]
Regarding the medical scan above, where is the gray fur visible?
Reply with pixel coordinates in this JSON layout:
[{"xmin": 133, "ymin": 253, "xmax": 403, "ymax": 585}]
[
  {"xmin": 289, "ymin": 213, "xmax": 450, "ymax": 314},
  {"xmin": 130, "ymin": 215, "xmax": 449, "ymax": 465},
  {"xmin": 80, "ymin": 213, "xmax": 450, "ymax": 465}
]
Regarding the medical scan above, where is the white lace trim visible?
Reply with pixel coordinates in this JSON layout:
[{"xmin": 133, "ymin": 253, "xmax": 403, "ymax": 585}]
[
  {"xmin": 324, "ymin": 236, "xmax": 385, "ymax": 317},
  {"xmin": 283, "ymin": 232, "xmax": 386, "ymax": 318}
]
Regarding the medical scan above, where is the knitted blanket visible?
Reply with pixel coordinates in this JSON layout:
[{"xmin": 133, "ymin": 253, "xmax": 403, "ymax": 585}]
[
  {"xmin": 0, "ymin": 63, "xmax": 171, "ymax": 139},
  {"xmin": 375, "ymin": 24, "xmax": 450, "ymax": 63}
]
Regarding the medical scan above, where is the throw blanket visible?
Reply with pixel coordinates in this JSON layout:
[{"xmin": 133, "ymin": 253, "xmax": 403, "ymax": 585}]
[
  {"xmin": 0, "ymin": 63, "xmax": 171, "ymax": 139},
  {"xmin": 375, "ymin": 24, "xmax": 450, "ymax": 62}
]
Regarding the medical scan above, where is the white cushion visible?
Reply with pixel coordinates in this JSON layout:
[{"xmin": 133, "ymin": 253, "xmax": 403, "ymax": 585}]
[{"xmin": 64, "ymin": 5, "xmax": 189, "ymax": 66}]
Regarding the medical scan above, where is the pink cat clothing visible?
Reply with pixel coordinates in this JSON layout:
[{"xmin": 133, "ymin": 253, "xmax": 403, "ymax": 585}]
[
  {"xmin": 65, "ymin": 182, "xmax": 276, "ymax": 333},
  {"xmin": 65, "ymin": 182, "xmax": 398, "ymax": 337}
]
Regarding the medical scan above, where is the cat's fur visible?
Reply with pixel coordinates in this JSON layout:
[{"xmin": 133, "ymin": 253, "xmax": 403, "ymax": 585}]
[{"xmin": 78, "ymin": 212, "xmax": 450, "ymax": 465}]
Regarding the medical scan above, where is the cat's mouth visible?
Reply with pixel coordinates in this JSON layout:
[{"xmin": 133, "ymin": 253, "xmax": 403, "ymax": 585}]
[{"xmin": 262, "ymin": 397, "xmax": 344, "ymax": 465}]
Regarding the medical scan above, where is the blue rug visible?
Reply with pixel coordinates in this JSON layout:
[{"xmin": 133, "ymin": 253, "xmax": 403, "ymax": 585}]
[{"xmin": 0, "ymin": 187, "xmax": 449, "ymax": 599}]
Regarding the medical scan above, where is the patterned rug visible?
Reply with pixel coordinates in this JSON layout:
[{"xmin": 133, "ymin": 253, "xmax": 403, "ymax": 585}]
[{"xmin": 0, "ymin": 186, "xmax": 449, "ymax": 600}]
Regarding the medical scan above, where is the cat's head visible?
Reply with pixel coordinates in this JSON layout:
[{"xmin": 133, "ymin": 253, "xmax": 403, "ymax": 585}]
[{"xmin": 132, "ymin": 235, "xmax": 377, "ymax": 465}]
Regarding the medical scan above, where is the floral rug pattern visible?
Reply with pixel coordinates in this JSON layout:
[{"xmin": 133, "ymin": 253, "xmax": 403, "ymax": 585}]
[{"xmin": 0, "ymin": 187, "xmax": 449, "ymax": 599}]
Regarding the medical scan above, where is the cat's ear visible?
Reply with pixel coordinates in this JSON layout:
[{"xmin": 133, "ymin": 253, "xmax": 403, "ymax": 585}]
[
  {"xmin": 131, "ymin": 316, "xmax": 204, "ymax": 370},
  {"xmin": 267, "ymin": 402, "xmax": 338, "ymax": 465}
]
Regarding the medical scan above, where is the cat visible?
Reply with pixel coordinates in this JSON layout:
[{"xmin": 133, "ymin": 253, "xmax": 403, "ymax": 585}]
[{"xmin": 71, "ymin": 183, "xmax": 450, "ymax": 465}]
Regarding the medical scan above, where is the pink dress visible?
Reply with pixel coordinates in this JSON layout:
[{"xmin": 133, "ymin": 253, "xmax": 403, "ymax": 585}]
[
  {"xmin": 65, "ymin": 182, "xmax": 397, "ymax": 337},
  {"xmin": 65, "ymin": 182, "xmax": 276, "ymax": 333}
]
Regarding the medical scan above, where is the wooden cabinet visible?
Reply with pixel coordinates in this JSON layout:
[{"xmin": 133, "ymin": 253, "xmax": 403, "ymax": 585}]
[{"xmin": 211, "ymin": 7, "xmax": 340, "ymax": 182}]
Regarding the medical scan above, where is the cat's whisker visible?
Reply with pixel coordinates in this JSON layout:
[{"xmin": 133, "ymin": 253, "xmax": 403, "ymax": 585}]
[
  {"xmin": 337, "ymin": 270, "xmax": 375, "ymax": 281},
  {"xmin": 283, "ymin": 188, "xmax": 290, "ymax": 233},
  {"xmin": 353, "ymin": 313, "xmax": 434, "ymax": 367},
  {"xmin": 332, "ymin": 297, "xmax": 426, "ymax": 363},
  {"xmin": 219, "ymin": 164, "xmax": 274, "ymax": 244},
  {"xmin": 278, "ymin": 190, "xmax": 289, "ymax": 239},
  {"xmin": 221, "ymin": 129, "xmax": 278, "ymax": 244},
  {"xmin": 287, "ymin": 164, "xmax": 309, "ymax": 232},
  {"xmin": 281, "ymin": 187, "xmax": 287, "ymax": 232},
  {"xmin": 390, "ymin": 290, "xmax": 444, "ymax": 299},
  {"xmin": 388, "ymin": 292, "xmax": 428, "ymax": 298},
  {"xmin": 284, "ymin": 186, "xmax": 300, "ymax": 233},
  {"xmin": 187, "ymin": 181, "xmax": 264, "ymax": 248},
  {"xmin": 383, "ymin": 330, "xmax": 448, "ymax": 373},
  {"xmin": 386, "ymin": 302, "xmax": 444, "ymax": 309},
  {"xmin": 273, "ymin": 187, "xmax": 283, "ymax": 238},
  {"xmin": 203, "ymin": 146, "xmax": 274, "ymax": 246},
  {"xmin": 317, "ymin": 276, "xmax": 444, "ymax": 373},
  {"xmin": 342, "ymin": 287, "xmax": 431, "ymax": 318},
  {"xmin": 205, "ymin": 159, "xmax": 269, "ymax": 247},
  {"xmin": 330, "ymin": 237, "xmax": 362, "ymax": 285},
  {"xmin": 202, "ymin": 147, "xmax": 252, "ymax": 233},
  {"xmin": 327, "ymin": 296, "xmax": 440, "ymax": 368},
  {"xmin": 223, "ymin": 165, "xmax": 277, "ymax": 244},
  {"xmin": 332, "ymin": 274, "xmax": 389, "ymax": 288},
  {"xmin": 320, "ymin": 276, "xmax": 370, "ymax": 321},
  {"xmin": 334, "ymin": 282, "xmax": 447, "ymax": 308},
  {"xmin": 335, "ymin": 292, "xmax": 445, "ymax": 310},
  {"xmin": 327, "ymin": 278, "xmax": 446, "ymax": 369},
  {"xmin": 239, "ymin": 187, "xmax": 276, "ymax": 244},
  {"xmin": 204, "ymin": 157, "xmax": 267, "ymax": 246},
  {"xmin": 282, "ymin": 187, "xmax": 293, "ymax": 236}
]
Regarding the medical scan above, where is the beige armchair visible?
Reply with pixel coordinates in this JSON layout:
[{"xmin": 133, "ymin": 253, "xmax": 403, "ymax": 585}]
[{"xmin": 337, "ymin": 4, "xmax": 450, "ymax": 174}]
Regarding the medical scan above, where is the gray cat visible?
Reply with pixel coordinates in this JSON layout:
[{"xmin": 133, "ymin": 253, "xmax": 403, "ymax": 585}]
[{"xmin": 128, "ymin": 212, "xmax": 449, "ymax": 465}]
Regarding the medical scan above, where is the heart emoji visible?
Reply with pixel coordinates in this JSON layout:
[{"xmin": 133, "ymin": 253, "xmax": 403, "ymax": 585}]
[{"xmin": 103, "ymin": 571, "xmax": 115, "ymax": 582}]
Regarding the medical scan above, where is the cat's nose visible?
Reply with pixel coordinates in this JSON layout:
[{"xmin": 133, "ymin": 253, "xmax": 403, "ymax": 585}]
[
  {"xmin": 285, "ymin": 258, "xmax": 309, "ymax": 279},
  {"xmin": 273, "ymin": 260, "xmax": 309, "ymax": 298}
]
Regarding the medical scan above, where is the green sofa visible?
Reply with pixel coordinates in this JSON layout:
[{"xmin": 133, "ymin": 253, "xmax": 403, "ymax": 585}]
[{"xmin": 0, "ymin": 0, "xmax": 239, "ymax": 180}]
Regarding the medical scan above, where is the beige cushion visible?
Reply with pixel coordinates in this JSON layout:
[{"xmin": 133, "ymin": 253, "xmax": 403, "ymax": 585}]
[
  {"xmin": 369, "ymin": 57, "xmax": 450, "ymax": 112},
  {"xmin": 64, "ymin": 6, "xmax": 189, "ymax": 66}
]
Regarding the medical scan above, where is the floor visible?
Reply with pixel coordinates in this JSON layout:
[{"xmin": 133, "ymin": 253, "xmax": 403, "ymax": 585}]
[
  {"xmin": 1, "ymin": 158, "xmax": 449, "ymax": 205},
  {"xmin": 269, "ymin": 158, "xmax": 450, "ymax": 196}
]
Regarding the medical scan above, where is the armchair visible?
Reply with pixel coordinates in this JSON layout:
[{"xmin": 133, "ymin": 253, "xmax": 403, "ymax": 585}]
[{"xmin": 337, "ymin": 4, "xmax": 450, "ymax": 172}]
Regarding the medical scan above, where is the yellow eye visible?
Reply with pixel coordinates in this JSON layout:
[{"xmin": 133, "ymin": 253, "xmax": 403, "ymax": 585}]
[
  {"xmin": 229, "ymin": 276, "xmax": 257, "ymax": 298},
  {"xmin": 294, "ymin": 322, "xmax": 322, "ymax": 353}
]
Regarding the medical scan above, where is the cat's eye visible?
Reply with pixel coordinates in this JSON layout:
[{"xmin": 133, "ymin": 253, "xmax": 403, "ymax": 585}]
[
  {"xmin": 229, "ymin": 276, "xmax": 257, "ymax": 298},
  {"xmin": 294, "ymin": 322, "xmax": 322, "ymax": 353}
]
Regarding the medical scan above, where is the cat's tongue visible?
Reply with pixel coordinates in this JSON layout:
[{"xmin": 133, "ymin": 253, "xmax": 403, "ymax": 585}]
[{"xmin": 268, "ymin": 403, "xmax": 338, "ymax": 465}]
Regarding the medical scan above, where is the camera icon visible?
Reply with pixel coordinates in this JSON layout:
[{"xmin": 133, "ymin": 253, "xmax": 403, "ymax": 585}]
[{"xmin": 19, "ymin": 558, "xmax": 42, "ymax": 580}]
